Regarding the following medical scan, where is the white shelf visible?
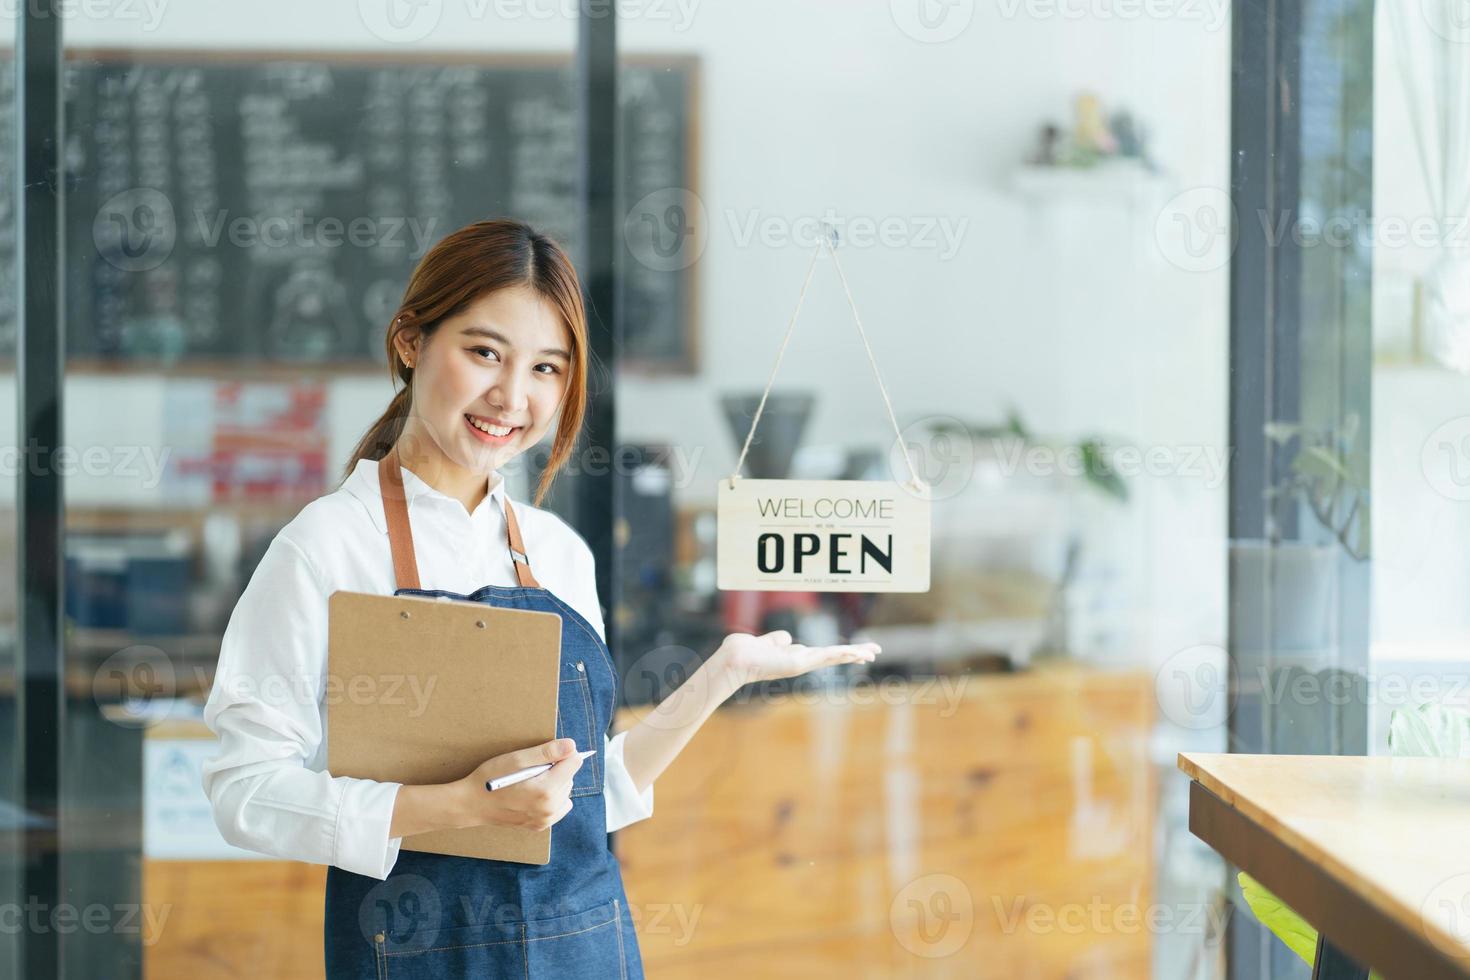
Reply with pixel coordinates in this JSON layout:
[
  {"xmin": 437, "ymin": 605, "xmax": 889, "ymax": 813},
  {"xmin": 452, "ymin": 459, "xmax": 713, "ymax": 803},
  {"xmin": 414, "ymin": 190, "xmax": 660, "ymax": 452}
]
[{"xmin": 1009, "ymin": 159, "xmax": 1165, "ymax": 206}]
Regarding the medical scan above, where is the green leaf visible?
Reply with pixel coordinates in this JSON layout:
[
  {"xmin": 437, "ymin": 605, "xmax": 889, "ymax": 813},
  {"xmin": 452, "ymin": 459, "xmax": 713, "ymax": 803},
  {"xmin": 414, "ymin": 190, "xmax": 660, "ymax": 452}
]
[
  {"xmin": 1237, "ymin": 873, "xmax": 1385, "ymax": 979},
  {"xmin": 1004, "ymin": 408, "xmax": 1030, "ymax": 441},
  {"xmin": 1079, "ymin": 440, "xmax": 1128, "ymax": 503},
  {"xmin": 1292, "ymin": 446, "xmax": 1350, "ymax": 482},
  {"xmin": 1264, "ymin": 422, "xmax": 1303, "ymax": 444},
  {"xmin": 1238, "ymin": 872, "xmax": 1319, "ymax": 964},
  {"xmin": 1388, "ymin": 703, "xmax": 1470, "ymax": 758}
]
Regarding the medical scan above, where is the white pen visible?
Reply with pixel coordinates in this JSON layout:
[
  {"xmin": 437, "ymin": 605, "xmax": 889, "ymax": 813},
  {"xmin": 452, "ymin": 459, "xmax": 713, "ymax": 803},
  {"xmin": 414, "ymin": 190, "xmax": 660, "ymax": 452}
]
[{"xmin": 485, "ymin": 749, "xmax": 597, "ymax": 792}]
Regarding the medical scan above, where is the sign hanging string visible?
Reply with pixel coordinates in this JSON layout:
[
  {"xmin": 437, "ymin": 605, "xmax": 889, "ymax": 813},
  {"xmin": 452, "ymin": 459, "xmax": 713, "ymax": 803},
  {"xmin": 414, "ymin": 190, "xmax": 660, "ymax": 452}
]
[{"xmin": 728, "ymin": 228, "xmax": 926, "ymax": 492}]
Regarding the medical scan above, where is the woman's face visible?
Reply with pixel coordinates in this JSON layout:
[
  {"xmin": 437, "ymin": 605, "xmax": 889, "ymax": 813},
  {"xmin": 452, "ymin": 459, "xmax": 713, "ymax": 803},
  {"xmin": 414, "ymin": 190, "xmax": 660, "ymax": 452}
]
[{"xmin": 394, "ymin": 284, "xmax": 573, "ymax": 484}]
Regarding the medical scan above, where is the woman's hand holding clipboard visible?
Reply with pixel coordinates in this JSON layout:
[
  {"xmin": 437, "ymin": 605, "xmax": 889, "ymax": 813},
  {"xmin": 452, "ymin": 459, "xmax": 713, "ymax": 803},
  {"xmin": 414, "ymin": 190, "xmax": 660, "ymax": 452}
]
[{"xmin": 453, "ymin": 738, "xmax": 589, "ymax": 833}]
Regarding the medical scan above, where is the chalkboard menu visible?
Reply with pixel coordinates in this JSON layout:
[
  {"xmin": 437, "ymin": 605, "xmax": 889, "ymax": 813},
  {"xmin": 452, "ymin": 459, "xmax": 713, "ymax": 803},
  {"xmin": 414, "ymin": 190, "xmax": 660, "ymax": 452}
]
[{"xmin": 2, "ymin": 52, "xmax": 697, "ymax": 370}]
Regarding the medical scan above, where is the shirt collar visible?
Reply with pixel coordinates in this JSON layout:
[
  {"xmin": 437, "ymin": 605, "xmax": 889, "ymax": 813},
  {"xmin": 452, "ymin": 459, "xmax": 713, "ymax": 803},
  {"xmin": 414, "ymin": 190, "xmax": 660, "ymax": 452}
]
[{"xmin": 343, "ymin": 456, "xmax": 508, "ymax": 534}]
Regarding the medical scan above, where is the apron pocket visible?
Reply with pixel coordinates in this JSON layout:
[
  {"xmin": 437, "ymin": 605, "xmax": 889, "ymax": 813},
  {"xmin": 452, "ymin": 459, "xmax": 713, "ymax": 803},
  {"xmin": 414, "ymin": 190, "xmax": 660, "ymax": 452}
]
[
  {"xmin": 378, "ymin": 918, "xmax": 526, "ymax": 980},
  {"xmin": 556, "ymin": 663, "xmax": 601, "ymax": 797},
  {"xmin": 524, "ymin": 898, "xmax": 626, "ymax": 979}
]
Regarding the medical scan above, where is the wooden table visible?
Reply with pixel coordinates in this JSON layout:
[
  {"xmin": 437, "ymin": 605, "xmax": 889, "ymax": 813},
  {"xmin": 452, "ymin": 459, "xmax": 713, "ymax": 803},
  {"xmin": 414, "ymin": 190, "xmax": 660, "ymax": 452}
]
[{"xmin": 1179, "ymin": 752, "xmax": 1470, "ymax": 979}]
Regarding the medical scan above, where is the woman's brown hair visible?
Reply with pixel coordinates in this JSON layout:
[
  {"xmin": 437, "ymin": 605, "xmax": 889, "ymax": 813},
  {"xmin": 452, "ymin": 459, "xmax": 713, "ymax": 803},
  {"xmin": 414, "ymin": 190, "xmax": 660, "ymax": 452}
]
[{"xmin": 343, "ymin": 218, "xmax": 589, "ymax": 507}]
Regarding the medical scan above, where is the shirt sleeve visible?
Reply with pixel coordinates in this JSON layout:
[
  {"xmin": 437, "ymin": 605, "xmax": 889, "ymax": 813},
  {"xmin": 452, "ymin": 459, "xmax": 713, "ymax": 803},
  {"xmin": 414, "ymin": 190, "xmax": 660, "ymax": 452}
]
[
  {"xmin": 571, "ymin": 533, "xmax": 655, "ymax": 832},
  {"xmin": 200, "ymin": 533, "xmax": 405, "ymax": 879}
]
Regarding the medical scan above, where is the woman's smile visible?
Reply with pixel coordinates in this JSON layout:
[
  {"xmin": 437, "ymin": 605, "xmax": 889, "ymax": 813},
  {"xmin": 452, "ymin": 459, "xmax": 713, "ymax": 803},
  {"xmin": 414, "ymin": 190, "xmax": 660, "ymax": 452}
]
[{"xmin": 464, "ymin": 412, "xmax": 523, "ymax": 445}]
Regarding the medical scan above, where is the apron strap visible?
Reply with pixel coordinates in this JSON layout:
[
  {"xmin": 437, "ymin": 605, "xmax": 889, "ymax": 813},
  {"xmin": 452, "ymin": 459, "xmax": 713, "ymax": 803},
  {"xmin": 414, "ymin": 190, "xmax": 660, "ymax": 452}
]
[
  {"xmin": 501, "ymin": 493, "xmax": 540, "ymax": 588},
  {"xmin": 378, "ymin": 449, "xmax": 541, "ymax": 592}
]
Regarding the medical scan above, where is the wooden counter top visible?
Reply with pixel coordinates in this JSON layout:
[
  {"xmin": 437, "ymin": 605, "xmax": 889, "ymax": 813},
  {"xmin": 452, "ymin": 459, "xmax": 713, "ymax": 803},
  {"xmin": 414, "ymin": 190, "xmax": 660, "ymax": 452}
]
[{"xmin": 1179, "ymin": 751, "xmax": 1470, "ymax": 978}]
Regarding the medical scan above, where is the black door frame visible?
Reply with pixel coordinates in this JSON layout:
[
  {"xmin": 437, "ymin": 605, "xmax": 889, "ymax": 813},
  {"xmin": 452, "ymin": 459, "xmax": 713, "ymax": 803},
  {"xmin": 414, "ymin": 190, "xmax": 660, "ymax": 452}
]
[
  {"xmin": 15, "ymin": 1, "xmax": 65, "ymax": 978},
  {"xmin": 1228, "ymin": 0, "xmax": 1374, "ymax": 977}
]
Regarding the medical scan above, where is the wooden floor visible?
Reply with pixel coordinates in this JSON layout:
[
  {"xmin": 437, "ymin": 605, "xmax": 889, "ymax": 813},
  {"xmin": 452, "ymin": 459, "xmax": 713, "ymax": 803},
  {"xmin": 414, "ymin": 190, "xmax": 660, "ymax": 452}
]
[{"xmin": 145, "ymin": 665, "xmax": 1156, "ymax": 978}]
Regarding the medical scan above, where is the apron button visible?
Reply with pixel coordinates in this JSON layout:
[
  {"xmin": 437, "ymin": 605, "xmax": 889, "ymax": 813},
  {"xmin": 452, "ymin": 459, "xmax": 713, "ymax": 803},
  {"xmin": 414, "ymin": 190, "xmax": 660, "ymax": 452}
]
[
  {"xmin": 576, "ymin": 661, "xmax": 585, "ymax": 672},
  {"xmin": 374, "ymin": 933, "xmax": 385, "ymax": 944}
]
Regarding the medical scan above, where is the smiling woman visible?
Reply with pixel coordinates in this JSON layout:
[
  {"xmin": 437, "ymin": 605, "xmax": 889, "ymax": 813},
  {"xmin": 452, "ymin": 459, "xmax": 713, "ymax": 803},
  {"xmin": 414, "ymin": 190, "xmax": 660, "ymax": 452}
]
[
  {"xmin": 343, "ymin": 219, "xmax": 590, "ymax": 510},
  {"xmin": 185, "ymin": 217, "xmax": 883, "ymax": 980}
]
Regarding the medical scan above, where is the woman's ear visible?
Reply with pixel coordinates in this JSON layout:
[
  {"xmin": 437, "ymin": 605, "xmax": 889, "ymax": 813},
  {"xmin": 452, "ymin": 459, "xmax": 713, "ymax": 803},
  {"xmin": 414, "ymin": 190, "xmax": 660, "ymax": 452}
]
[{"xmin": 394, "ymin": 324, "xmax": 422, "ymax": 369}]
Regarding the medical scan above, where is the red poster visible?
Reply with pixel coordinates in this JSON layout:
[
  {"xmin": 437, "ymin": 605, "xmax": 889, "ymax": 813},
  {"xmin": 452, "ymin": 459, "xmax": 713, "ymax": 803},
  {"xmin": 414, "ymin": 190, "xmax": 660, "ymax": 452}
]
[{"xmin": 209, "ymin": 381, "xmax": 328, "ymax": 502}]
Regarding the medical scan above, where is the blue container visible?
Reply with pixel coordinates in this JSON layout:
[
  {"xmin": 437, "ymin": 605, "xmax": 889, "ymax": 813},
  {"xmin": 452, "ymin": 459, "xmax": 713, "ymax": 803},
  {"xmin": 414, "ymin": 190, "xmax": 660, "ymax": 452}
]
[{"xmin": 66, "ymin": 531, "xmax": 194, "ymax": 635}]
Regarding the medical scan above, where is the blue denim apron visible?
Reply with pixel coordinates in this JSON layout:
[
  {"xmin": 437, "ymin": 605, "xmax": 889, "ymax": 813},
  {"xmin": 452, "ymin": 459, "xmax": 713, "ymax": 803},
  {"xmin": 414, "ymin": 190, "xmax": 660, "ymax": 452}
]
[{"xmin": 323, "ymin": 452, "xmax": 644, "ymax": 979}]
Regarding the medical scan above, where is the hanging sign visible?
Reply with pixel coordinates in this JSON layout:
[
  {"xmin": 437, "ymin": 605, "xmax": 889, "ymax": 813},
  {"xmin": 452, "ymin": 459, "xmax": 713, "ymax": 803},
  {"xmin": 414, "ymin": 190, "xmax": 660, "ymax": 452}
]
[
  {"xmin": 716, "ymin": 226, "xmax": 932, "ymax": 593},
  {"xmin": 718, "ymin": 478, "xmax": 930, "ymax": 592}
]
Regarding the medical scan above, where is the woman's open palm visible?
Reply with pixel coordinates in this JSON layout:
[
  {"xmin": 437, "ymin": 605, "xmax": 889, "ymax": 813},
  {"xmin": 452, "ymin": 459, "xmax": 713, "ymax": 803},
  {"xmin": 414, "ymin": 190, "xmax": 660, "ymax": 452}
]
[{"xmin": 718, "ymin": 629, "xmax": 880, "ymax": 685}]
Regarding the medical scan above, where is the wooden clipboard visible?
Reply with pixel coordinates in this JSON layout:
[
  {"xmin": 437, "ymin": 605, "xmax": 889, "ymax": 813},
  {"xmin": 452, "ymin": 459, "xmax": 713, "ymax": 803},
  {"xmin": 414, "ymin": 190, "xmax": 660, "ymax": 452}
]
[{"xmin": 326, "ymin": 590, "xmax": 562, "ymax": 865}]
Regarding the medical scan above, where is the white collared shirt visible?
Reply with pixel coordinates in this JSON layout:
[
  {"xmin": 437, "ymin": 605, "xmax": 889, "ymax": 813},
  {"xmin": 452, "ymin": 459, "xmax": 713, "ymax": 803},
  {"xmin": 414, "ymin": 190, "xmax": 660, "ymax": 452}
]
[{"xmin": 200, "ymin": 457, "xmax": 653, "ymax": 880}]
